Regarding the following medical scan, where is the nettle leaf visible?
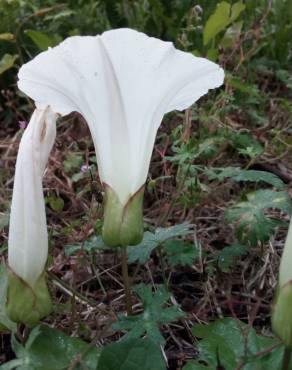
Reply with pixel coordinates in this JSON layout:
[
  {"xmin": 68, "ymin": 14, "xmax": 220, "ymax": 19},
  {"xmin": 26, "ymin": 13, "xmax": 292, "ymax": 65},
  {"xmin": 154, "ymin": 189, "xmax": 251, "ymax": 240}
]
[
  {"xmin": 205, "ymin": 167, "xmax": 284, "ymax": 190},
  {"xmin": 97, "ymin": 338, "xmax": 166, "ymax": 370},
  {"xmin": 164, "ymin": 240, "xmax": 199, "ymax": 267},
  {"xmin": 231, "ymin": 132, "xmax": 264, "ymax": 159},
  {"xmin": 216, "ymin": 244, "xmax": 247, "ymax": 272},
  {"xmin": 0, "ymin": 264, "xmax": 17, "ymax": 332},
  {"xmin": 184, "ymin": 318, "xmax": 284, "ymax": 370},
  {"xmin": 128, "ymin": 223, "xmax": 194, "ymax": 264},
  {"xmin": 65, "ymin": 235, "xmax": 107, "ymax": 256},
  {"xmin": 113, "ymin": 284, "xmax": 184, "ymax": 345},
  {"xmin": 3, "ymin": 325, "xmax": 100, "ymax": 370},
  {"xmin": 225, "ymin": 190, "xmax": 292, "ymax": 245},
  {"xmin": 203, "ymin": 1, "xmax": 245, "ymax": 45}
]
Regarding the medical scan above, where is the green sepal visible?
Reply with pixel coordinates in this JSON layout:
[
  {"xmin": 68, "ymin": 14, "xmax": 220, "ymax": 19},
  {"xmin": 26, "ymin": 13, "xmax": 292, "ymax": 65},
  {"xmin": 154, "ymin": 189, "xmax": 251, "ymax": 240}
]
[
  {"xmin": 102, "ymin": 185, "xmax": 144, "ymax": 247},
  {"xmin": 6, "ymin": 268, "xmax": 52, "ymax": 327},
  {"xmin": 272, "ymin": 281, "xmax": 292, "ymax": 347}
]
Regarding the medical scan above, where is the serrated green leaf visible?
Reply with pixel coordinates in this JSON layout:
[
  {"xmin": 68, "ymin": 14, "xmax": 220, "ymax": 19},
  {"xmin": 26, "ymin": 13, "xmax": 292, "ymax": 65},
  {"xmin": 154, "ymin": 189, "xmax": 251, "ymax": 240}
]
[
  {"xmin": 231, "ymin": 132, "xmax": 264, "ymax": 158},
  {"xmin": 164, "ymin": 240, "xmax": 199, "ymax": 266},
  {"xmin": 0, "ymin": 54, "xmax": 18, "ymax": 75},
  {"xmin": 5, "ymin": 325, "xmax": 100, "ymax": 370},
  {"xmin": 189, "ymin": 318, "xmax": 284, "ymax": 370},
  {"xmin": 128, "ymin": 223, "xmax": 193, "ymax": 264},
  {"xmin": 205, "ymin": 167, "xmax": 284, "ymax": 189},
  {"xmin": 217, "ymin": 244, "xmax": 247, "ymax": 272},
  {"xmin": 225, "ymin": 190, "xmax": 292, "ymax": 245},
  {"xmin": 113, "ymin": 284, "xmax": 184, "ymax": 345},
  {"xmin": 97, "ymin": 338, "xmax": 166, "ymax": 370},
  {"xmin": 65, "ymin": 235, "xmax": 107, "ymax": 256}
]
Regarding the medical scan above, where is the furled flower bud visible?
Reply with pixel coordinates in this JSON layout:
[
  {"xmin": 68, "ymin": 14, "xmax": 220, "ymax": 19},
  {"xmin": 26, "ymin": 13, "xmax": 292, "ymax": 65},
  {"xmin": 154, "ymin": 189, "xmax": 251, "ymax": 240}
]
[{"xmin": 7, "ymin": 107, "xmax": 56, "ymax": 326}]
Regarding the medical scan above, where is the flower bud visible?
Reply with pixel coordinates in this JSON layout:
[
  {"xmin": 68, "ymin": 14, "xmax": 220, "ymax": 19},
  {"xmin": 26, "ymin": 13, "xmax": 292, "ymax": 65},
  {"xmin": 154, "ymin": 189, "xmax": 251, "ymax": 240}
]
[{"xmin": 7, "ymin": 107, "xmax": 56, "ymax": 325}]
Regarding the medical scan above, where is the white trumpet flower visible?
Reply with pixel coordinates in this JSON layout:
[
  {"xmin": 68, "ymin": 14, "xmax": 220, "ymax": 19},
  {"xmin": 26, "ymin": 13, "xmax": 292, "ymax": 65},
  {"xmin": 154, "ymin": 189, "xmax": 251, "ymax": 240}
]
[
  {"xmin": 6, "ymin": 107, "xmax": 56, "ymax": 325},
  {"xmin": 17, "ymin": 28, "xmax": 224, "ymax": 246}
]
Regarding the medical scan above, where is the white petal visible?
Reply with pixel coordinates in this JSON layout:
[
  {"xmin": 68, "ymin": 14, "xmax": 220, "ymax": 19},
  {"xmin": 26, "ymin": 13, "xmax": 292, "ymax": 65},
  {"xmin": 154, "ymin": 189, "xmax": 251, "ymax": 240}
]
[
  {"xmin": 279, "ymin": 219, "xmax": 292, "ymax": 287},
  {"xmin": 18, "ymin": 28, "xmax": 224, "ymax": 204},
  {"xmin": 8, "ymin": 107, "xmax": 57, "ymax": 287}
]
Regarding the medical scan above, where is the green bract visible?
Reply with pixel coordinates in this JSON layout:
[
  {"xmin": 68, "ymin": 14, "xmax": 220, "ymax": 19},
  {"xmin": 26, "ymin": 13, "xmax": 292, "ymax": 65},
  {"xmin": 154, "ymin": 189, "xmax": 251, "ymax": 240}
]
[
  {"xmin": 102, "ymin": 185, "xmax": 144, "ymax": 247},
  {"xmin": 6, "ymin": 268, "xmax": 52, "ymax": 327}
]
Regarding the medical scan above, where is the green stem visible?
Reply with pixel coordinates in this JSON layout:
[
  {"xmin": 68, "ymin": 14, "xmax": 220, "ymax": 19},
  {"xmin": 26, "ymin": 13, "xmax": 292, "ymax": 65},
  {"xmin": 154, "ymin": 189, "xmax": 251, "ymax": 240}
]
[
  {"xmin": 282, "ymin": 346, "xmax": 292, "ymax": 370},
  {"xmin": 121, "ymin": 247, "xmax": 133, "ymax": 315}
]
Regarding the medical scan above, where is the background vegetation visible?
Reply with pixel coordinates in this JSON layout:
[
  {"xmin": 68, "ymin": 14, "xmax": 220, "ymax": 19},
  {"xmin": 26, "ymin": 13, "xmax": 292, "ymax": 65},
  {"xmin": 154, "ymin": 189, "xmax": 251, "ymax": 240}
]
[{"xmin": 0, "ymin": 0, "xmax": 292, "ymax": 369}]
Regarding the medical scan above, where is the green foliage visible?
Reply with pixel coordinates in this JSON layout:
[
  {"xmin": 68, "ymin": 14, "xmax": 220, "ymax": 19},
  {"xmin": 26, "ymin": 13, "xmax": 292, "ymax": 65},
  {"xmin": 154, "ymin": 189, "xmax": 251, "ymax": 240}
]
[
  {"xmin": 205, "ymin": 167, "xmax": 284, "ymax": 189},
  {"xmin": 216, "ymin": 244, "xmax": 247, "ymax": 272},
  {"xmin": 24, "ymin": 29, "xmax": 61, "ymax": 51},
  {"xmin": 203, "ymin": 1, "xmax": 245, "ymax": 46},
  {"xmin": 226, "ymin": 190, "xmax": 292, "ymax": 246},
  {"xmin": 1, "ymin": 325, "xmax": 100, "ymax": 370},
  {"xmin": 183, "ymin": 318, "xmax": 284, "ymax": 370},
  {"xmin": 63, "ymin": 152, "xmax": 83, "ymax": 173},
  {"xmin": 128, "ymin": 223, "xmax": 194, "ymax": 264},
  {"xmin": 231, "ymin": 132, "xmax": 264, "ymax": 159},
  {"xmin": 97, "ymin": 338, "xmax": 165, "ymax": 370},
  {"xmin": 47, "ymin": 195, "xmax": 64, "ymax": 213},
  {"xmin": 113, "ymin": 284, "xmax": 184, "ymax": 345},
  {"xmin": 163, "ymin": 240, "xmax": 199, "ymax": 267},
  {"xmin": 0, "ymin": 54, "xmax": 18, "ymax": 74},
  {"xmin": 65, "ymin": 235, "xmax": 107, "ymax": 256}
]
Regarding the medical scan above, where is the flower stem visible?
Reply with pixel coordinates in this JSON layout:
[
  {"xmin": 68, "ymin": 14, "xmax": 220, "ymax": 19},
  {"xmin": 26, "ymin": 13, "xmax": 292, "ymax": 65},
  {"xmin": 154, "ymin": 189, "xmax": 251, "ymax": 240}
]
[
  {"xmin": 121, "ymin": 247, "xmax": 133, "ymax": 315},
  {"xmin": 282, "ymin": 346, "xmax": 292, "ymax": 370}
]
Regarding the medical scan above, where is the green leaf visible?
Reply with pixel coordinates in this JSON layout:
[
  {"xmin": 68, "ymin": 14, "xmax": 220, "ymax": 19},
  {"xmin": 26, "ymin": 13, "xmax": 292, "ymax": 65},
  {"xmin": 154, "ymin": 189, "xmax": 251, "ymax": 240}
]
[
  {"xmin": 47, "ymin": 195, "xmax": 64, "ymax": 213},
  {"xmin": 4, "ymin": 325, "xmax": 100, "ymax": 370},
  {"xmin": 188, "ymin": 318, "xmax": 284, "ymax": 370},
  {"xmin": 63, "ymin": 153, "xmax": 83, "ymax": 173},
  {"xmin": 24, "ymin": 30, "xmax": 59, "ymax": 51},
  {"xmin": 128, "ymin": 223, "xmax": 194, "ymax": 264},
  {"xmin": 0, "ymin": 264, "xmax": 17, "ymax": 332},
  {"xmin": 217, "ymin": 244, "xmax": 247, "ymax": 272},
  {"xmin": 205, "ymin": 167, "xmax": 284, "ymax": 189},
  {"xmin": 113, "ymin": 284, "xmax": 184, "ymax": 345},
  {"xmin": 231, "ymin": 132, "xmax": 264, "ymax": 159},
  {"xmin": 97, "ymin": 338, "xmax": 166, "ymax": 370},
  {"xmin": 0, "ymin": 54, "xmax": 18, "ymax": 75},
  {"xmin": 65, "ymin": 235, "xmax": 107, "ymax": 256},
  {"xmin": 164, "ymin": 240, "xmax": 199, "ymax": 267},
  {"xmin": 225, "ymin": 190, "xmax": 292, "ymax": 245},
  {"xmin": 203, "ymin": 1, "xmax": 245, "ymax": 45}
]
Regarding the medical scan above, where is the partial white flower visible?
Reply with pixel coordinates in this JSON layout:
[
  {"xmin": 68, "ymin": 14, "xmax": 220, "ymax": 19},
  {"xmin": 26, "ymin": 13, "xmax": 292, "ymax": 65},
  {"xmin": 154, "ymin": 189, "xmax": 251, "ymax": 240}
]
[
  {"xmin": 17, "ymin": 28, "xmax": 224, "ymax": 207},
  {"xmin": 8, "ymin": 107, "xmax": 57, "ymax": 287},
  {"xmin": 279, "ymin": 219, "xmax": 292, "ymax": 288},
  {"xmin": 272, "ymin": 218, "xmax": 292, "ymax": 346}
]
